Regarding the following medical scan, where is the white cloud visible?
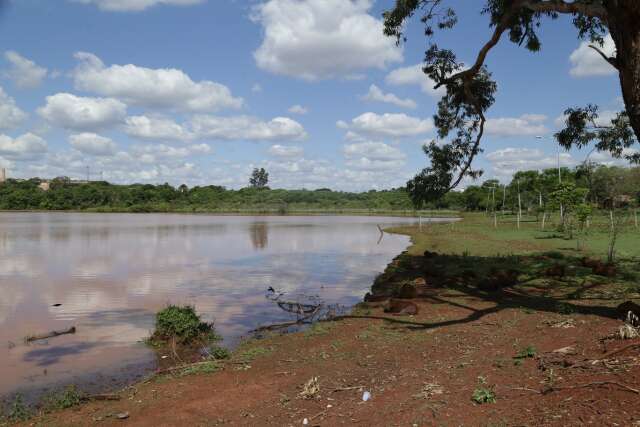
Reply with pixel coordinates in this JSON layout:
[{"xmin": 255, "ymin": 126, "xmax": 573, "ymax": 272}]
[
  {"xmin": 0, "ymin": 87, "xmax": 27, "ymax": 130},
  {"xmin": 251, "ymin": 0, "xmax": 402, "ymax": 81},
  {"xmin": 485, "ymin": 114, "xmax": 549, "ymax": 137},
  {"xmin": 190, "ymin": 115, "xmax": 307, "ymax": 141},
  {"xmin": 252, "ymin": 83, "xmax": 263, "ymax": 93},
  {"xmin": 361, "ymin": 84, "xmax": 416, "ymax": 109},
  {"xmin": 0, "ymin": 133, "xmax": 47, "ymax": 161},
  {"xmin": 385, "ymin": 64, "xmax": 445, "ymax": 97},
  {"xmin": 486, "ymin": 147, "xmax": 575, "ymax": 178},
  {"xmin": 288, "ymin": 105, "xmax": 308, "ymax": 115},
  {"xmin": 268, "ymin": 144, "xmax": 304, "ymax": 158},
  {"xmin": 71, "ymin": 0, "xmax": 204, "ymax": 12},
  {"xmin": 338, "ymin": 112, "xmax": 433, "ymax": 139},
  {"xmin": 69, "ymin": 133, "xmax": 117, "ymax": 156},
  {"xmin": 37, "ymin": 93, "xmax": 127, "ymax": 130},
  {"xmin": 569, "ymin": 34, "xmax": 617, "ymax": 78},
  {"xmin": 132, "ymin": 143, "xmax": 211, "ymax": 163},
  {"xmin": 4, "ymin": 51, "xmax": 48, "ymax": 89},
  {"xmin": 73, "ymin": 52, "xmax": 243, "ymax": 112},
  {"xmin": 590, "ymin": 147, "xmax": 638, "ymax": 166},
  {"xmin": 124, "ymin": 115, "xmax": 193, "ymax": 141},
  {"xmin": 343, "ymin": 141, "xmax": 406, "ymax": 171}
]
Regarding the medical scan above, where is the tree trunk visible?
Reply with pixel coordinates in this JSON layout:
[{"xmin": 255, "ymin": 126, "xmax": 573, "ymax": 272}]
[{"xmin": 608, "ymin": 2, "xmax": 640, "ymax": 139}]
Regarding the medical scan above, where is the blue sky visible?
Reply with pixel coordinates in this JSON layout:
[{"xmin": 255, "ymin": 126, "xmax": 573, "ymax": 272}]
[{"xmin": 0, "ymin": 0, "xmax": 628, "ymax": 190}]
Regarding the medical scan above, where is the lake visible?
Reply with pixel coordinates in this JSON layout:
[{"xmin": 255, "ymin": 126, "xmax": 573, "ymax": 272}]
[{"xmin": 0, "ymin": 213, "xmax": 448, "ymax": 399}]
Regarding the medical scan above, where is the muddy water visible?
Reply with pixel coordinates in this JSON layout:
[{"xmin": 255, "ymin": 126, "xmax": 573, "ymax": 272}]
[{"xmin": 0, "ymin": 213, "xmax": 446, "ymax": 399}]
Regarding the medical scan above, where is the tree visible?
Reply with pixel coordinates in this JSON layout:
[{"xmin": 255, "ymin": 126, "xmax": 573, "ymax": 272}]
[
  {"xmin": 249, "ymin": 168, "xmax": 269, "ymax": 189},
  {"xmin": 385, "ymin": 1, "xmax": 640, "ymax": 205}
]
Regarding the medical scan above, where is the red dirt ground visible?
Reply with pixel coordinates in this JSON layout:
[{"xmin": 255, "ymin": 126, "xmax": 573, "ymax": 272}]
[{"xmin": 22, "ymin": 252, "xmax": 640, "ymax": 426}]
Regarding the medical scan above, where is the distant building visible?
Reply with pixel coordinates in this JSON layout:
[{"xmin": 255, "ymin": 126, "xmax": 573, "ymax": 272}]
[{"xmin": 38, "ymin": 181, "xmax": 50, "ymax": 191}]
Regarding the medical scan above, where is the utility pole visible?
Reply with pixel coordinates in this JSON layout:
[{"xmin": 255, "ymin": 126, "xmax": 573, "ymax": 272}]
[{"xmin": 86, "ymin": 166, "xmax": 90, "ymax": 182}]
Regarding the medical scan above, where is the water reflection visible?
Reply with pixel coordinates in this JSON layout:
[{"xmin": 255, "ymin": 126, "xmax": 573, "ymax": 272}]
[
  {"xmin": 249, "ymin": 222, "xmax": 269, "ymax": 249},
  {"xmin": 0, "ymin": 213, "xmax": 454, "ymax": 399}
]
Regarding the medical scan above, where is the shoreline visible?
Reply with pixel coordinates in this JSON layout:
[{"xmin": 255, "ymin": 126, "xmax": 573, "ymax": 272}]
[{"xmin": 6, "ymin": 214, "xmax": 640, "ymax": 425}]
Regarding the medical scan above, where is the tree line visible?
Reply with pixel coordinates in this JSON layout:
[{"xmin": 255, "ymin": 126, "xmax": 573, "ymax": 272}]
[{"xmin": 0, "ymin": 164, "xmax": 637, "ymax": 213}]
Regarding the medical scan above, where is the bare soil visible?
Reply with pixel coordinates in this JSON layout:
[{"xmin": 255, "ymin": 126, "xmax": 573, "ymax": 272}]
[{"xmin": 24, "ymin": 249, "xmax": 640, "ymax": 426}]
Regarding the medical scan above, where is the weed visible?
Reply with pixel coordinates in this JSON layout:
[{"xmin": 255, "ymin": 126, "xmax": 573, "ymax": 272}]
[
  {"xmin": 42, "ymin": 385, "xmax": 82, "ymax": 412},
  {"xmin": 472, "ymin": 377, "xmax": 496, "ymax": 404}
]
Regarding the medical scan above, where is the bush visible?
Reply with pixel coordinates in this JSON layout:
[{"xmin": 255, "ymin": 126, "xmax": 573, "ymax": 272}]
[{"xmin": 151, "ymin": 305, "xmax": 219, "ymax": 345}]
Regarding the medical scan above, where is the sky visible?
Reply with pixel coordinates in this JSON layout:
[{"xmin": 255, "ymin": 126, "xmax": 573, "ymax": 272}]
[{"xmin": 0, "ymin": 0, "xmax": 632, "ymax": 191}]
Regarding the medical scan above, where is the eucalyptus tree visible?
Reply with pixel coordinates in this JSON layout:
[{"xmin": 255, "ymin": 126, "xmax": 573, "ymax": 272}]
[{"xmin": 385, "ymin": 1, "xmax": 640, "ymax": 206}]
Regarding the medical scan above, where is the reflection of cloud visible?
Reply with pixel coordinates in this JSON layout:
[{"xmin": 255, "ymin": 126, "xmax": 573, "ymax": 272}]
[
  {"xmin": 0, "ymin": 214, "xmax": 429, "ymax": 396},
  {"xmin": 24, "ymin": 342, "xmax": 100, "ymax": 366}
]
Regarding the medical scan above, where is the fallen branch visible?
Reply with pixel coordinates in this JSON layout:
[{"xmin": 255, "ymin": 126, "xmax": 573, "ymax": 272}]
[
  {"xmin": 81, "ymin": 394, "xmax": 121, "ymax": 402},
  {"xmin": 545, "ymin": 381, "xmax": 639, "ymax": 395},
  {"xmin": 251, "ymin": 306, "xmax": 321, "ymax": 333},
  {"xmin": 331, "ymin": 385, "xmax": 365, "ymax": 392},
  {"xmin": 599, "ymin": 343, "xmax": 640, "ymax": 360},
  {"xmin": 25, "ymin": 326, "xmax": 76, "ymax": 342}
]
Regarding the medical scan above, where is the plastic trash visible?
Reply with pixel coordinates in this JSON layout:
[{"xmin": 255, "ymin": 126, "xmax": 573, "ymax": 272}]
[
  {"xmin": 302, "ymin": 418, "xmax": 309, "ymax": 425},
  {"xmin": 362, "ymin": 391, "xmax": 371, "ymax": 401}
]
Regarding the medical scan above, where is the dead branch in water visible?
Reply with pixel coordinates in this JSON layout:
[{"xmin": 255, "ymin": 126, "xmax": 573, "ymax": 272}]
[{"xmin": 24, "ymin": 326, "xmax": 76, "ymax": 342}]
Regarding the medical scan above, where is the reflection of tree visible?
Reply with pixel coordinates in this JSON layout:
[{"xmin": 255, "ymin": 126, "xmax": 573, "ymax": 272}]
[{"xmin": 249, "ymin": 222, "xmax": 269, "ymax": 250}]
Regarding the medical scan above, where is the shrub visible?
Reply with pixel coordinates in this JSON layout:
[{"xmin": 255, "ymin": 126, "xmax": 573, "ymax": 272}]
[{"xmin": 151, "ymin": 305, "xmax": 219, "ymax": 345}]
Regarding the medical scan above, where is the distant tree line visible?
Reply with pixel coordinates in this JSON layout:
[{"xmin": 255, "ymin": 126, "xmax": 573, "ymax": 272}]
[{"xmin": 0, "ymin": 165, "xmax": 637, "ymax": 213}]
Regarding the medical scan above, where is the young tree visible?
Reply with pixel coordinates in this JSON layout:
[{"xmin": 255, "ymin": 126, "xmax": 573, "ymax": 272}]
[
  {"xmin": 249, "ymin": 168, "xmax": 269, "ymax": 189},
  {"xmin": 385, "ymin": 1, "xmax": 640, "ymax": 205}
]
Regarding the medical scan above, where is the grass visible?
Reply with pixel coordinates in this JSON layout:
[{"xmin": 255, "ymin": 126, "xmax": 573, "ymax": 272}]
[
  {"xmin": 148, "ymin": 305, "xmax": 220, "ymax": 346},
  {"xmin": 41, "ymin": 386, "xmax": 83, "ymax": 412},
  {"xmin": 236, "ymin": 346, "xmax": 272, "ymax": 362},
  {"xmin": 178, "ymin": 361, "xmax": 220, "ymax": 377}
]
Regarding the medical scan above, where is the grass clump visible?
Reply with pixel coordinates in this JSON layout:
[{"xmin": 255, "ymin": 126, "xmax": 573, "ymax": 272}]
[{"xmin": 150, "ymin": 305, "xmax": 219, "ymax": 345}]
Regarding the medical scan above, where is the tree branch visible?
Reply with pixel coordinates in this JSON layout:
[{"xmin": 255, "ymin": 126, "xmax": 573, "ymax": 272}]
[
  {"xmin": 521, "ymin": 0, "xmax": 607, "ymax": 20},
  {"xmin": 589, "ymin": 44, "xmax": 619, "ymax": 69}
]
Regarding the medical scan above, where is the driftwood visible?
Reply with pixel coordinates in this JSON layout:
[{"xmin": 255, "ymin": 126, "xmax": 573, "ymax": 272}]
[{"xmin": 25, "ymin": 326, "xmax": 76, "ymax": 342}]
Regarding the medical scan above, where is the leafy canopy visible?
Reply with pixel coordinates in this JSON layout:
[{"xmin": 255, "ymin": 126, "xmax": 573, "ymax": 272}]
[{"xmin": 384, "ymin": 1, "xmax": 637, "ymax": 207}]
